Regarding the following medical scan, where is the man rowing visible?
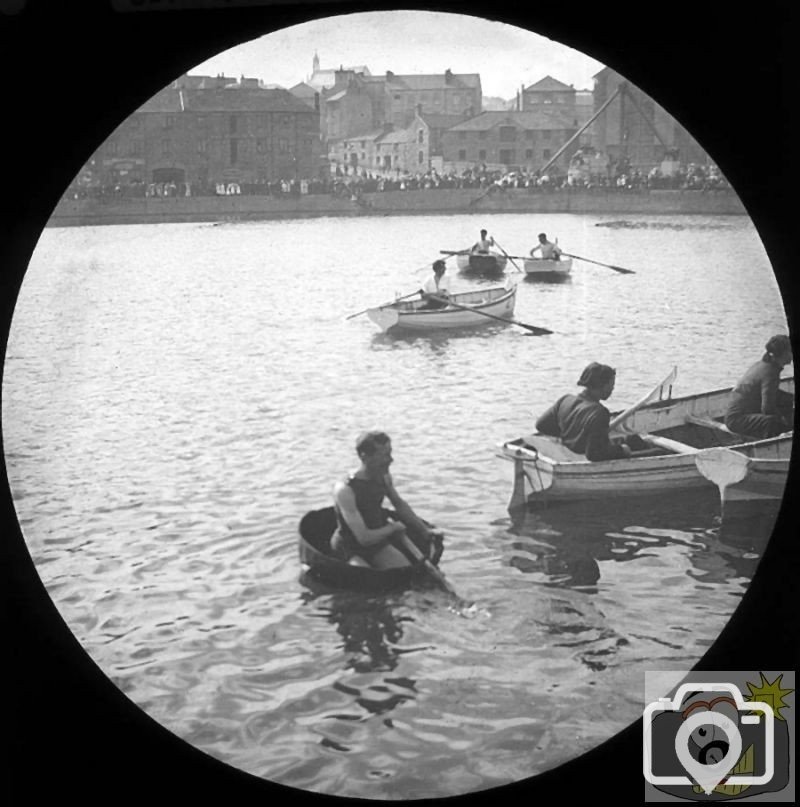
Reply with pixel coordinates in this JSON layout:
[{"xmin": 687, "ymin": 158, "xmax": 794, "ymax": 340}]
[
  {"xmin": 534, "ymin": 362, "xmax": 653, "ymax": 461},
  {"xmin": 470, "ymin": 229, "xmax": 495, "ymax": 254},
  {"xmin": 418, "ymin": 259, "xmax": 452, "ymax": 309},
  {"xmin": 332, "ymin": 431, "xmax": 444, "ymax": 569},
  {"xmin": 529, "ymin": 232, "xmax": 562, "ymax": 261}
]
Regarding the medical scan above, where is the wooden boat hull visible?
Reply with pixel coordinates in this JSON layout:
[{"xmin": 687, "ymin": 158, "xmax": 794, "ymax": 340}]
[
  {"xmin": 497, "ymin": 376, "xmax": 794, "ymax": 510},
  {"xmin": 367, "ymin": 284, "xmax": 516, "ymax": 332},
  {"xmin": 522, "ymin": 256, "xmax": 573, "ymax": 281},
  {"xmin": 695, "ymin": 440, "xmax": 792, "ymax": 517},
  {"xmin": 456, "ymin": 252, "xmax": 508, "ymax": 275},
  {"xmin": 298, "ymin": 507, "xmax": 428, "ymax": 591}
]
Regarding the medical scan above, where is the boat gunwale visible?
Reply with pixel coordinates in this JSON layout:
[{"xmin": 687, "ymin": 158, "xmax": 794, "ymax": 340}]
[{"xmin": 378, "ymin": 284, "xmax": 517, "ymax": 319}]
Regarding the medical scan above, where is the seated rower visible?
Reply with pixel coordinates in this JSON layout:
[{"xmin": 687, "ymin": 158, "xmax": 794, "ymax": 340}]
[
  {"xmin": 725, "ymin": 334, "xmax": 794, "ymax": 439},
  {"xmin": 529, "ymin": 232, "xmax": 562, "ymax": 261},
  {"xmin": 470, "ymin": 228, "xmax": 495, "ymax": 254},
  {"xmin": 535, "ymin": 362, "xmax": 651, "ymax": 461},
  {"xmin": 332, "ymin": 431, "xmax": 444, "ymax": 569},
  {"xmin": 418, "ymin": 259, "xmax": 452, "ymax": 310}
]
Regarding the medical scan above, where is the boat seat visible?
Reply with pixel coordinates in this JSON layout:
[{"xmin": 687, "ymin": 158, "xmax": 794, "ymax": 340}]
[
  {"xmin": 641, "ymin": 433, "xmax": 697, "ymax": 454},
  {"xmin": 685, "ymin": 414, "xmax": 737, "ymax": 435}
]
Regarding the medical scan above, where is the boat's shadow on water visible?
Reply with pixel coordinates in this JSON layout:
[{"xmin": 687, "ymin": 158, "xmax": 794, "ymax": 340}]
[
  {"xmin": 499, "ymin": 490, "xmax": 780, "ymax": 592},
  {"xmin": 369, "ymin": 321, "xmax": 509, "ymax": 350}
]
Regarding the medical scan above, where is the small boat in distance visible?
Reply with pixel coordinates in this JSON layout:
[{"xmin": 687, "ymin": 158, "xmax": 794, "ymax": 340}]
[
  {"xmin": 497, "ymin": 375, "xmax": 794, "ymax": 511},
  {"xmin": 522, "ymin": 256, "xmax": 573, "ymax": 281},
  {"xmin": 456, "ymin": 252, "xmax": 508, "ymax": 276},
  {"xmin": 298, "ymin": 507, "xmax": 440, "ymax": 591},
  {"xmin": 367, "ymin": 283, "xmax": 517, "ymax": 333}
]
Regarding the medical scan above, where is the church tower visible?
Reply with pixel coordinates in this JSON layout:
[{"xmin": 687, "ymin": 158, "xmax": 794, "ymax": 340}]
[{"xmin": 312, "ymin": 52, "xmax": 320, "ymax": 74}]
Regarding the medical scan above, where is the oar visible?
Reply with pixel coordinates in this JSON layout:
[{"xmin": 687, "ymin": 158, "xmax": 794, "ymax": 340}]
[
  {"xmin": 439, "ymin": 249, "xmax": 470, "ymax": 256},
  {"xmin": 609, "ymin": 366, "xmax": 678, "ymax": 431},
  {"xmin": 492, "ymin": 239, "xmax": 524, "ymax": 273},
  {"xmin": 562, "ymin": 252, "xmax": 636, "ymax": 275},
  {"xmin": 430, "ymin": 295, "xmax": 552, "ymax": 336},
  {"xmin": 346, "ymin": 290, "xmax": 420, "ymax": 320},
  {"xmin": 394, "ymin": 533, "xmax": 459, "ymax": 597}
]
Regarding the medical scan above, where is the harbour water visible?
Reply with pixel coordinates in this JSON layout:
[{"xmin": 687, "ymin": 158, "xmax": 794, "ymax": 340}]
[{"xmin": 2, "ymin": 212, "xmax": 790, "ymax": 798}]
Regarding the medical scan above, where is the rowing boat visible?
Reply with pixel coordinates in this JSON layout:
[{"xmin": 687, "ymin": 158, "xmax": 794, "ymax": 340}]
[
  {"xmin": 456, "ymin": 252, "xmax": 508, "ymax": 275},
  {"xmin": 695, "ymin": 440, "xmax": 792, "ymax": 518},
  {"xmin": 366, "ymin": 283, "xmax": 516, "ymax": 332},
  {"xmin": 298, "ymin": 507, "xmax": 438, "ymax": 591},
  {"xmin": 497, "ymin": 375, "xmax": 794, "ymax": 511},
  {"xmin": 522, "ymin": 256, "xmax": 573, "ymax": 281}
]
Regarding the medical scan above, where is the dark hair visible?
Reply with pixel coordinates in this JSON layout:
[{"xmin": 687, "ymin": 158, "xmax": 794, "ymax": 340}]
[
  {"xmin": 480, "ymin": 229, "xmax": 487, "ymax": 236},
  {"xmin": 764, "ymin": 334, "xmax": 791, "ymax": 358},
  {"xmin": 355, "ymin": 430, "xmax": 390, "ymax": 457},
  {"xmin": 433, "ymin": 259, "xmax": 446, "ymax": 272},
  {"xmin": 577, "ymin": 362, "xmax": 616, "ymax": 387},
  {"xmin": 538, "ymin": 233, "xmax": 547, "ymax": 240}
]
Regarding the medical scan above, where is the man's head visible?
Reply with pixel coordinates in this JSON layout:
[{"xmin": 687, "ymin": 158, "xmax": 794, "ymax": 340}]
[
  {"xmin": 480, "ymin": 229, "xmax": 488, "ymax": 238},
  {"xmin": 538, "ymin": 233, "xmax": 547, "ymax": 243},
  {"xmin": 355, "ymin": 430, "xmax": 393, "ymax": 473},
  {"xmin": 577, "ymin": 362, "xmax": 616, "ymax": 399},
  {"xmin": 765, "ymin": 334, "xmax": 792, "ymax": 366},
  {"xmin": 432, "ymin": 259, "xmax": 446, "ymax": 276}
]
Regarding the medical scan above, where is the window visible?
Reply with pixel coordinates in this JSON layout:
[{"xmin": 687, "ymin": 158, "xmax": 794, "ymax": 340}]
[
  {"xmin": 458, "ymin": 149, "xmax": 466, "ymax": 160},
  {"xmin": 161, "ymin": 138, "xmax": 170, "ymax": 156},
  {"xmin": 197, "ymin": 139, "xmax": 208, "ymax": 154},
  {"xmin": 257, "ymin": 139, "xmax": 266, "ymax": 154},
  {"xmin": 418, "ymin": 129, "xmax": 424, "ymax": 144},
  {"xmin": 107, "ymin": 140, "xmax": 118, "ymax": 156},
  {"xmin": 499, "ymin": 149, "xmax": 515, "ymax": 164},
  {"xmin": 525, "ymin": 149, "xmax": 533, "ymax": 159},
  {"xmin": 543, "ymin": 130, "xmax": 552, "ymax": 141},
  {"xmin": 478, "ymin": 131, "xmax": 487, "ymax": 140},
  {"xmin": 361, "ymin": 152, "xmax": 365, "ymax": 160},
  {"xmin": 543, "ymin": 149, "xmax": 551, "ymax": 160},
  {"xmin": 230, "ymin": 139, "xmax": 238, "ymax": 164},
  {"xmin": 164, "ymin": 115, "xmax": 175, "ymax": 128},
  {"xmin": 418, "ymin": 150, "xmax": 424, "ymax": 164},
  {"xmin": 229, "ymin": 115, "xmax": 238, "ymax": 134},
  {"xmin": 459, "ymin": 131, "xmax": 467, "ymax": 141},
  {"xmin": 525, "ymin": 130, "xmax": 535, "ymax": 140},
  {"xmin": 278, "ymin": 138, "xmax": 288, "ymax": 152},
  {"xmin": 478, "ymin": 149, "xmax": 486, "ymax": 160},
  {"xmin": 197, "ymin": 115, "xmax": 205, "ymax": 127},
  {"xmin": 499, "ymin": 126, "xmax": 516, "ymax": 142}
]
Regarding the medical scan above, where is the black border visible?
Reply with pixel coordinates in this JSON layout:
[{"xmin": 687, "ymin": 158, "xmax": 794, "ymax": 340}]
[{"xmin": 2, "ymin": 2, "xmax": 797, "ymax": 804}]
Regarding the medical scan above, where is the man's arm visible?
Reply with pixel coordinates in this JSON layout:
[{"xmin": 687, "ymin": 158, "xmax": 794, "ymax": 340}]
[
  {"xmin": 584, "ymin": 409, "xmax": 630, "ymax": 461},
  {"xmin": 535, "ymin": 397, "xmax": 563, "ymax": 435},
  {"xmin": 333, "ymin": 482, "xmax": 404, "ymax": 548},
  {"xmin": 382, "ymin": 473, "xmax": 440, "ymax": 539},
  {"xmin": 760, "ymin": 370, "xmax": 779, "ymax": 415},
  {"xmin": 529, "ymin": 244, "xmax": 541, "ymax": 257}
]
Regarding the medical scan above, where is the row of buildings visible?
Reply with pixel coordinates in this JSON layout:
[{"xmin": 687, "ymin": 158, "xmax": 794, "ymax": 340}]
[{"xmin": 74, "ymin": 54, "xmax": 712, "ymax": 193}]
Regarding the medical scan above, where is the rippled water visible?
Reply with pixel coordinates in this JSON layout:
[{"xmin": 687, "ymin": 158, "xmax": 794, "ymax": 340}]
[{"xmin": 2, "ymin": 212, "xmax": 790, "ymax": 798}]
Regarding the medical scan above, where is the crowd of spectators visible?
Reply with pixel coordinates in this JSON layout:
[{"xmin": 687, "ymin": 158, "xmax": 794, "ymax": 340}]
[{"xmin": 64, "ymin": 161, "xmax": 731, "ymax": 202}]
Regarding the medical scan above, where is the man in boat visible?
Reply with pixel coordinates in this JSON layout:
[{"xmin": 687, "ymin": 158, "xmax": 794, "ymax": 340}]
[
  {"xmin": 470, "ymin": 229, "xmax": 495, "ymax": 254},
  {"xmin": 332, "ymin": 431, "xmax": 444, "ymax": 569},
  {"xmin": 724, "ymin": 334, "xmax": 794, "ymax": 439},
  {"xmin": 418, "ymin": 259, "xmax": 452, "ymax": 309},
  {"xmin": 529, "ymin": 233, "xmax": 562, "ymax": 261},
  {"xmin": 535, "ymin": 362, "xmax": 651, "ymax": 461}
]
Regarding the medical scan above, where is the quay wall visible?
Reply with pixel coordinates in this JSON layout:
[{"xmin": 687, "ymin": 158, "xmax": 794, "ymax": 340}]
[{"xmin": 45, "ymin": 188, "xmax": 748, "ymax": 227}]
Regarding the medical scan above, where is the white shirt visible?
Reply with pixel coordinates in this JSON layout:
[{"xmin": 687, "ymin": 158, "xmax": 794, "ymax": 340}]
[{"xmin": 421, "ymin": 273, "xmax": 452, "ymax": 294}]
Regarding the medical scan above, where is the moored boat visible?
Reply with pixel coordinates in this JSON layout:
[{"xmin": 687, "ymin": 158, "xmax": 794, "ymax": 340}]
[
  {"xmin": 497, "ymin": 375, "xmax": 794, "ymax": 511},
  {"xmin": 367, "ymin": 283, "xmax": 517, "ymax": 332},
  {"xmin": 298, "ymin": 507, "xmax": 438, "ymax": 591},
  {"xmin": 522, "ymin": 256, "xmax": 573, "ymax": 281},
  {"xmin": 456, "ymin": 252, "xmax": 508, "ymax": 275},
  {"xmin": 695, "ymin": 440, "xmax": 792, "ymax": 518}
]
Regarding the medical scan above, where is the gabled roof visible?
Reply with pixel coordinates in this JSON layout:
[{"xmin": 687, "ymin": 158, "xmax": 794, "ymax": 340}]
[
  {"xmin": 140, "ymin": 87, "xmax": 317, "ymax": 114},
  {"xmin": 385, "ymin": 73, "xmax": 481, "ymax": 91},
  {"xmin": 377, "ymin": 130, "xmax": 409, "ymax": 144},
  {"xmin": 447, "ymin": 110, "xmax": 578, "ymax": 132},
  {"xmin": 290, "ymin": 81, "xmax": 316, "ymax": 95},
  {"xmin": 342, "ymin": 127, "xmax": 390, "ymax": 143},
  {"xmin": 523, "ymin": 75, "xmax": 575, "ymax": 92},
  {"xmin": 417, "ymin": 112, "xmax": 466, "ymax": 130}
]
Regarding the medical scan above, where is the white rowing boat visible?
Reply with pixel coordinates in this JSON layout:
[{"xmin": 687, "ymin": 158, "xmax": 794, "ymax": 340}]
[
  {"xmin": 522, "ymin": 256, "xmax": 573, "ymax": 280},
  {"xmin": 695, "ymin": 440, "xmax": 792, "ymax": 518},
  {"xmin": 367, "ymin": 283, "xmax": 517, "ymax": 332},
  {"xmin": 497, "ymin": 373, "xmax": 794, "ymax": 511},
  {"xmin": 456, "ymin": 252, "xmax": 508, "ymax": 275}
]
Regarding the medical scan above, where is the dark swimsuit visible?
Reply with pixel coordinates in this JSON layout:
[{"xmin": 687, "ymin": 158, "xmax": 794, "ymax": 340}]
[{"xmin": 332, "ymin": 475, "xmax": 390, "ymax": 561}]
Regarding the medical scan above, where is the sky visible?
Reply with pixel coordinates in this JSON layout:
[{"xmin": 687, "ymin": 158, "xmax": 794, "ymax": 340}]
[{"xmin": 191, "ymin": 10, "xmax": 606, "ymax": 101}]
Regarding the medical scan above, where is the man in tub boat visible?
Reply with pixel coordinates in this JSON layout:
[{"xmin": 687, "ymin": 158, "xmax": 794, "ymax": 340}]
[
  {"xmin": 332, "ymin": 431, "xmax": 444, "ymax": 569},
  {"xmin": 534, "ymin": 362, "xmax": 654, "ymax": 461},
  {"xmin": 724, "ymin": 334, "xmax": 794, "ymax": 439},
  {"xmin": 418, "ymin": 259, "xmax": 452, "ymax": 309}
]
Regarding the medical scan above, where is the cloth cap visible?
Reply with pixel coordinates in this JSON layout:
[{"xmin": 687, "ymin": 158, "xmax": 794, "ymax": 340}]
[
  {"xmin": 765, "ymin": 334, "xmax": 791, "ymax": 357},
  {"xmin": 577, "ymin": 362, "xmax": 616, "ymax": 387}
]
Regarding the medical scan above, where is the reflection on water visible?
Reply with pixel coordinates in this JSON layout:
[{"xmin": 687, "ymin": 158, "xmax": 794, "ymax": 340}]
[{"xmin": 3, "ymin": 213, "xmax": 791, "ymax": 798}]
